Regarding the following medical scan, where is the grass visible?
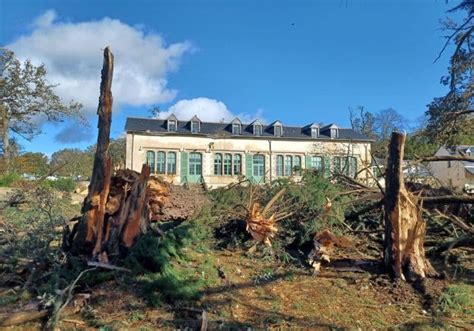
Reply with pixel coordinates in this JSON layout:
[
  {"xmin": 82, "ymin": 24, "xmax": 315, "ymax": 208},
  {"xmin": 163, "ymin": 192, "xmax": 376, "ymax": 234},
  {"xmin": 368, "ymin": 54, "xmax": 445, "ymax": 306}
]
[{"xmin": 438, "ymin": 283, "xmax": 473, "ymax": 316}]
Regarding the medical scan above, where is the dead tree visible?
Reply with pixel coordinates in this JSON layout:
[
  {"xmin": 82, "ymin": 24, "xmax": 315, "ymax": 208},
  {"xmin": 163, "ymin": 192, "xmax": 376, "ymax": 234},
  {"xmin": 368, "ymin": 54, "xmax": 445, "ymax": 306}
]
[
  {"xmin": 67, "ymin": 47, "xmax": 170, "ymax": 262},
  {"xmin": 383, "ymin": 132, "xmax": 437, "ymax": 281}
]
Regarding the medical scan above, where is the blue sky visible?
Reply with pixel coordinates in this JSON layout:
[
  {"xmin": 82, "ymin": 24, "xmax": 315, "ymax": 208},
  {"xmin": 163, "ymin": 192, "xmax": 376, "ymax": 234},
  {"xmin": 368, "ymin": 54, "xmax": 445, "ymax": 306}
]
[{"xmin": 0, "ymin": 0, "xmax": 459, "ymax": 156}]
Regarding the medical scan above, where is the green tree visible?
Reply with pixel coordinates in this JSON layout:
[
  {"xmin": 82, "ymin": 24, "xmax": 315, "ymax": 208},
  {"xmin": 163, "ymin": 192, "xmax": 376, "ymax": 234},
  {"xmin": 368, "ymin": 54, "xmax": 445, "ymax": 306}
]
[
  {"xmin": 86, "ymin": 137, "xmax": 126, "ymax": 170},
  {"xmin": 50, "ymin": 148, "xmax": 93, "ymax": 178},
  {"xmin": 349, "ymin": 106, "xmax": 377, "ymax": 140},
  {"xmin": 426, "ymin": 1, "xmax": 473, "ymax": 145},
  {"xmin": 0, "ymin": 48, "xmax": 82, "ymax": 164},
  {"xmin": 13, "ymin": 152, "xmax": 49, "ymax": 175}
]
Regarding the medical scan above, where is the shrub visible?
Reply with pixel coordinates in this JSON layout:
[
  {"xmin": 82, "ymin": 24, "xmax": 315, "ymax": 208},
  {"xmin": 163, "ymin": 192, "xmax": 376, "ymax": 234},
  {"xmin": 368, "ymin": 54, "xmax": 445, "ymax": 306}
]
[
  {"xmin": 0, "ymin": 172, "xmax": 21, "ymax": 187},
  {"xmin": 42, "ymin": 177, "xmax": 76, "ymax": 192}
]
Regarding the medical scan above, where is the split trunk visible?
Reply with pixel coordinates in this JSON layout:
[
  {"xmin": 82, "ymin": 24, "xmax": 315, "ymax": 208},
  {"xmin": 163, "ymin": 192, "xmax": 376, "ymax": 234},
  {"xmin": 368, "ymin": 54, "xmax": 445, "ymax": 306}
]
[{"xmin": 383, "ymin": 132, "xmax": 437, "ymax": 281}]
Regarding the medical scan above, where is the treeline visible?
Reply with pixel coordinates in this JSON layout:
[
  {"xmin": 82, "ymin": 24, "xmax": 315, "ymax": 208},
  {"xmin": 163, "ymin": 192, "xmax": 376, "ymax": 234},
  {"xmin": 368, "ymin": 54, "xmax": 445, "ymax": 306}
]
[{"xmin": 0, "ymin": 137, "xmax": 125, "ymax": 178}]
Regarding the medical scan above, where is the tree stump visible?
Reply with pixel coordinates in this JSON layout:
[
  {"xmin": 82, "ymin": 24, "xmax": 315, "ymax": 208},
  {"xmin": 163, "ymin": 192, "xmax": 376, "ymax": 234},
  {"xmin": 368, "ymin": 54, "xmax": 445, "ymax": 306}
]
[{"xmin": 383, "ymin": 132, "xmax": 437, "ymax": 281}]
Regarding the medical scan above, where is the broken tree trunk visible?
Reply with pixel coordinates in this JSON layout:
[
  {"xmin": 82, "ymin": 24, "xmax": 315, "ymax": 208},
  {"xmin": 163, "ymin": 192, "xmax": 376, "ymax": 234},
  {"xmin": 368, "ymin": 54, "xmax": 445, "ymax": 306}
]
[
  {"xmin": 82, "ymin": 47, "xmax": 114, "ymax": 260},
  {"xmin": 67, "ymin": 47, "xmax": 169, "ymax": 262},
  {"xmin": 383, "ymin": 132, "xmax": 437, "ymax": 281}
]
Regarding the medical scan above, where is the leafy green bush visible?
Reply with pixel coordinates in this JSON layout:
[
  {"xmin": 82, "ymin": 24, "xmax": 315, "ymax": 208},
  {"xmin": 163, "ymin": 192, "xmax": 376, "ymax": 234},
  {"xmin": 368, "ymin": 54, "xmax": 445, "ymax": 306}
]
[
  {"xmin": 0, "ymin": 172, "xmax": 21, "ymax": 187},
  {"xmin": 42, "ymin": 177, "xmax": 76, "ymax": 192}
]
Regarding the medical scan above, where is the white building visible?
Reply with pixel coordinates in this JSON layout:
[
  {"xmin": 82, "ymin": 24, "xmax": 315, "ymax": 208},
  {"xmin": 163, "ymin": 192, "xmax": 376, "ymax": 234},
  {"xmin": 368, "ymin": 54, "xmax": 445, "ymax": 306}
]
[
  {"xmin": 430, "ymin": 146, "xmax": 474, "ymax": 193},
  {"xmin": 125, "ymin": 115, "xmax": 372, "ymax": 188}
]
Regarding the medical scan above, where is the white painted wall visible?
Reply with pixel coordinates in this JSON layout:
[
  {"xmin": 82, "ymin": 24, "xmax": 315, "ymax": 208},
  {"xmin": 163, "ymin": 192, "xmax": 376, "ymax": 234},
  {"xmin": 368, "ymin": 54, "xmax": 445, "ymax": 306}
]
[
  {"xmin": 429, "ymin": 147, "xmax": 472, "ymax": 190},
  {"xmin": 126, "ymin": 132, "xmax": 372, "ymax": 187}
]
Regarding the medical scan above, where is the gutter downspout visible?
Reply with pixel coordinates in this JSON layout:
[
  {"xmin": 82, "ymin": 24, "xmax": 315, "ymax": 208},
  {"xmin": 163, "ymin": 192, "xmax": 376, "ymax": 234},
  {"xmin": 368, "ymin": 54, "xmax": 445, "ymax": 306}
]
[
  {"xmin": 268, "ymin": 139, "xmax": 272, "ymax": 182},
  {"xmin": 131, "ymin": 133, "xmax": 135, "ymax": 170}
]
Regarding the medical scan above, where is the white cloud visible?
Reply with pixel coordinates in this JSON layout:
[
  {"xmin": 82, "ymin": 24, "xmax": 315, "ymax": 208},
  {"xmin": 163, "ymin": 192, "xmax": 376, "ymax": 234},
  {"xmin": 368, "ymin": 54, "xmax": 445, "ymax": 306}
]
[
  {"xmin": 8, "ymin": 10, "xmax": 192, "ymax": 112},
  {"xmin": 159, "ymin": 97, "xmax": 264, "ymax": 123}
]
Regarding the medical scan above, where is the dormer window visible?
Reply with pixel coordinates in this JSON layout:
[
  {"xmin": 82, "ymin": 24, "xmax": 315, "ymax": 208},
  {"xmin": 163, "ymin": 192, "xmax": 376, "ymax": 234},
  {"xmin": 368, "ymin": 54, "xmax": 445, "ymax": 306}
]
[
  {"xmin": 191, "ymin": 121, "xmax": 200, "ymax": 134},
  {"xmin": 168, "ymin": 120, "xmax": 177, "ymax": 132},
  {"xmin": 231, "ymin": 118, "xmax": 242, "ymax": 135},
  {"xmin": 167, "ymin": 114, "xmax": 178, "ymax": 132},
  {"xmin": 232, "ymin": 123, "xmax": 241, "ymax": 135},
  {"xmin": 311, "ymin": 127, "xmax": 319, "ymax": 138},
  {"xmin": 320, "ymin": 123, "xmax": 339, "ymax": 139},
  {"xmin": 250, "ymin": 119, "xmax": 264, "ymax": 136},
  {"xmin": 190, "ymin": 115, "xmax": 201, "ymax": 134},
  {"xmin": 274, "ymin": 125, "xmax": 282, "ymax": 137}
]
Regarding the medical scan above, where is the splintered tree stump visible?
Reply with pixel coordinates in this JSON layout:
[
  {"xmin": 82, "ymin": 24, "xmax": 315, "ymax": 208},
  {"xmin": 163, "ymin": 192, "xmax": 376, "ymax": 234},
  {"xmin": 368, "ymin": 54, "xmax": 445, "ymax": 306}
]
[
  {"xmin": 383, "ymin": 132, "xmax": 437, "ymax": 281},
  {"xmin": 66, "ymin": 47, "xmax": 170, "ymax": 262}
]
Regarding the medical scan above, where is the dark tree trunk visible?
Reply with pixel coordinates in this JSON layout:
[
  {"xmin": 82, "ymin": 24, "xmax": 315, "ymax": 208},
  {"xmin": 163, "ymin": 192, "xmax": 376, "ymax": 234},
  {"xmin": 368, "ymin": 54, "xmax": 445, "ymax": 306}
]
[
  {"xmin": 383, "ymin": 132, "xmax": 437, "ymax": 281},
  {"xmin": 1, "ymin": 105, "xmax": 10, "ymax": 164}
]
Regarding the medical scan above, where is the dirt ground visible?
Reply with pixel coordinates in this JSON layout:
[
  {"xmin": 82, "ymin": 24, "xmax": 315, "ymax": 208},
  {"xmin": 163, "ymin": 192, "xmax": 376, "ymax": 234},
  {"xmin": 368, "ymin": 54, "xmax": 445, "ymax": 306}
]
[{"xmin": 1, "ymin": 241, "xmax": 472, "ymax": 330}]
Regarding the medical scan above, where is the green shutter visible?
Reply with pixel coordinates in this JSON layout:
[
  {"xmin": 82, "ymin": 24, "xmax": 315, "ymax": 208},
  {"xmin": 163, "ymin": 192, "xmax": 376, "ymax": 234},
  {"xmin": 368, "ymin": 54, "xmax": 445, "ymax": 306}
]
[
  {"xmin": 245, "ymin": 153, "xmax": 253, "ymax": 181},
  {"xmin": 305, "ymin": 155, "xmax": 312, "ymax": 171},
  {"xmin": 180, "ymin": 151, "xmax": 188, "ymax": 183},
  {"xmin": 323, "ymin": 156, "xmax": 331, "ymax": 178}
]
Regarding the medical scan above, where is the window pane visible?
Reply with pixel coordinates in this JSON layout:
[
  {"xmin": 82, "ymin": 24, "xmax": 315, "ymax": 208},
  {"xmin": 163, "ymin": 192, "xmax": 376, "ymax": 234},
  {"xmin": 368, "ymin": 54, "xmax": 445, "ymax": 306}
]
[
  {"xmin": 224, "ymin": 153, "xmax": 232, "ymax": 175},
  {"xmin": 233, "ymin": 154, "xmax": 242, "ymax": 175},
  {"xmin": 253, "ymin": 154, "xmax": 265, "ymax": 176},
  {"xmin": 189, "ymin": 152, "xmax": 202, "ymax": 175},
  {"xmin": 348, "ymin": 156, "xmax": 357, "ymax": 178},
  {"xmin": 276, "ymin": 155, "xmax": 284, "ymax": 176},
  {"xmin": 156, "ymin": 151, "xmax": 166, "ymax": 174},
  {"xmin": 275, "ymin": 126, "xmax": 282, "ymax": 136},
  {"xmin": 311, "ymin": 156, "xmax": 323, "ymax": 172},
  {"xmin": 167, "ymin": 152, "xmax": 176, "ymax": 174},
  {"xmin": 214, "ymin": 153, "xmax": 222, "ymax": 175},
  {"xmin": 191, "ymin": 121, "xmax": 199, "ymax": 133},
  {"xmin": 293, "ymin": 156, "xmax": 301, "ymax": 175},
  {"xmin": 284, "ymin": 155, "xmax": 292, "ymax": 176},
  {"xmin": 168, "ymin": 121, "xmax": 177, "ymax": 132},
  {"xmin": 311, "ymin": 128, "xmax": 319, "ymax": 138},
  {"xmin": 255, "ymin": 125, "xmax": 262, "ymax": 136},
  {"xmin": 146, "ymin": 151, "xmax": 155, "ymax": 173},
  {"xmin": 232, "ymin": 124, "xmax": 241, "ymax": 135}
]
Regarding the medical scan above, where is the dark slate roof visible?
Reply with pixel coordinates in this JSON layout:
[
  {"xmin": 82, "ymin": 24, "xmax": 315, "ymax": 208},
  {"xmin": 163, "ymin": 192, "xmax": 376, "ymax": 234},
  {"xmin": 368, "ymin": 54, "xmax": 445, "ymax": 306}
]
[{"xmin": 125, "ymin": 117, "xmax": 371, "ymax": 141}]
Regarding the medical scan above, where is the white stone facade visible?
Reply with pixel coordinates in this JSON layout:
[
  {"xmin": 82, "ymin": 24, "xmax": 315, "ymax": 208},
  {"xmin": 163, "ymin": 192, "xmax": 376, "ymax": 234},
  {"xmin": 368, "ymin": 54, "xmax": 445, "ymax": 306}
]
[{"xmin": 126, "ymin": 132, "xmax": 372, "ymax": 188}]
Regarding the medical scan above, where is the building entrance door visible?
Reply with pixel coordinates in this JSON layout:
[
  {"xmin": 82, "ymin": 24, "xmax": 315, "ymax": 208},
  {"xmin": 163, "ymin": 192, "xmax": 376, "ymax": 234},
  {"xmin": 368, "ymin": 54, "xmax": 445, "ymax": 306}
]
[
  {"xmin": 252, "ymin": 154, "xmax": 265, "ymax": 183},
  {"xmin": 188, "ymin": 152, "xmax": 203, "ymax": 183}
]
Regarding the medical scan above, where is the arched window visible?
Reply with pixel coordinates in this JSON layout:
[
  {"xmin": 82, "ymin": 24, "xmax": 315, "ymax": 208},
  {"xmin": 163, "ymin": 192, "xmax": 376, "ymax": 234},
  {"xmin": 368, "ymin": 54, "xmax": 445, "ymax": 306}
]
[
  {"xmin": 157, "ymin": 151, "xmax": 166, "ymax": 174},
  {"xmin": 146, "ymin": 151, "xmax": 155, "ymax": 173},
  {"xmin": 214, "ymin": 153, "xmax": 222, "ymax": 175},
  {"xmin": 293, "ymin": 156, "xmax": 301, "ymax": 175},
  {"xmin": 167, "ymin": 152, "xmax": 177, "ymax": 174},
  {"xmin": 254, "ymin": 125, "xmax": 263, "ymax": 136},
  {"xmin": 224, "ymin": 154, "xmax": 232, "ymax": 175},
  {"xmin": 284, "ymin": 155, "xmax": 292, "ymax": 176},
  {"xmin": 276, "ymin": 155, "xmax": 284, "ymax": 176},
  {"xmin": 233, "ymin": 154, "xmax": 242, "ymax": 175}
]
